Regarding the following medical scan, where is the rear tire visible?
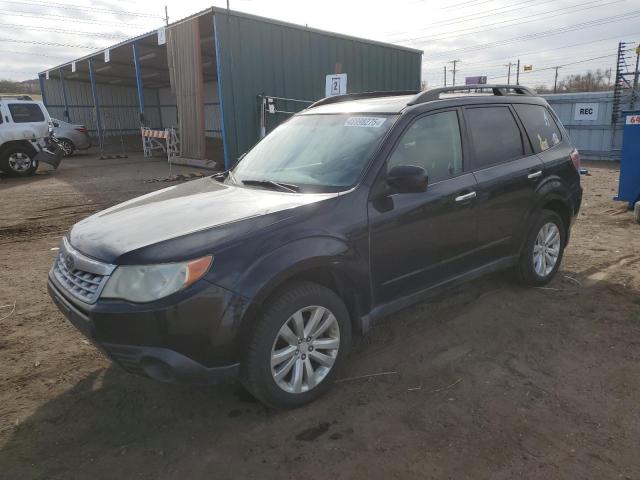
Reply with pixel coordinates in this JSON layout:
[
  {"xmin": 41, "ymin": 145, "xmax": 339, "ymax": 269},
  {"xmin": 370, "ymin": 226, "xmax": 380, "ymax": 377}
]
[
  {"xmin": 242, "ymin": 281, "xmax": 351, "ymax": 409},
  {"xmin": 516, "ymin": 209, "xmax": 566, "ymax": 286},
  {"xmin": 0, "ymin": 146, "xmax": 38, "ymax": 177}
]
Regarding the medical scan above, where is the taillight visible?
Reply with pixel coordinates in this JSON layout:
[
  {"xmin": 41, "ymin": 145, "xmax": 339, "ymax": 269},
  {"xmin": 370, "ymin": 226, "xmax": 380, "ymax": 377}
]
[
  {"xmin": 75, "ymin": 126, "xmax": 88, "ymax": 134},
  {"xmin": 570, "ymin": 149, "xmax": 581, "ymax": 171}
]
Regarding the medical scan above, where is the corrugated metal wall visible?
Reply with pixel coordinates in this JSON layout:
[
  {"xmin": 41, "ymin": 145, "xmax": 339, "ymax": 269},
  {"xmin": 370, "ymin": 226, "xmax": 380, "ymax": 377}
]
[
  {"xmin": 543, "ymin": 91, "xmax": 630, "ymax": 161},
  {"xmin": 167, "ymin": 19, "xmax": 206, "ymax": 159},
  {"xmin": 42, "ymin": 79, "xmax": 162, "ymax": 134},
  {"xmin": 213, "ymin": 11, "xmax": 422, "ymax": 164}
]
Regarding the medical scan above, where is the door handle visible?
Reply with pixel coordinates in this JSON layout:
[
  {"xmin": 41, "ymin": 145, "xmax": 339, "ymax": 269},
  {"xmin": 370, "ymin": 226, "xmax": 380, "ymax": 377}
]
[
  {"xmin": 455, "ymin": 191, "xmax": 477, "ymax": 202},
  {"xmin": 527, "ymin": 170, "xmax": 543, "ymax": 180}
]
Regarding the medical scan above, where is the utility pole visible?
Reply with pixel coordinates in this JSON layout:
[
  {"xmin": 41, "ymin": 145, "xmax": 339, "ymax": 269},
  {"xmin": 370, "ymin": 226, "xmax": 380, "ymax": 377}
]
[
  {"xmin": 553, "ymin": 66, "xmax": 561, "ymax": 93},
  {"xmin": 164, "ymin": 5, "xmax": 169, "ymax": 25},
  {"xmin": 516, "ymin": 59, "xmax": 520, "ymax": 85},
  {"xmin": 449, "ymin": 60, "xmax": 460, "ymax": 86},
  {"xmin": 443, "ymin": 65, "xmax": 447, "ymax": 87},
  {"xmin": 504, "ymin": 61, "xmax": 516, "ymax": 84}
]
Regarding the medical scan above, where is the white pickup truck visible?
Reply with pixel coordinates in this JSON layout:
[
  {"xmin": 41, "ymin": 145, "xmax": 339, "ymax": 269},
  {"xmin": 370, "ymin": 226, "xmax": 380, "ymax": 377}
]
[{"xmin": 0, "ymin": 96, "xmax": 63, "ymax": 177}]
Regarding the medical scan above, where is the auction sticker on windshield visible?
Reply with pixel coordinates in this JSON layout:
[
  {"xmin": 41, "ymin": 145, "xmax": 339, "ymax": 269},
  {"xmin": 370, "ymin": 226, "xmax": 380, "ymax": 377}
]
[{"xmin": 344, "ymin": 117, "xmax": 387, "ymax": 128}]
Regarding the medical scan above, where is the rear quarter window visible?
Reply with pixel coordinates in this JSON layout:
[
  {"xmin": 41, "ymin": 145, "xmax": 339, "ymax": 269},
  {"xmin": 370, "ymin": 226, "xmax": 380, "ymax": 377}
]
[
  {"xmin": 8, "ymin": 103, "xmax": 45, "ymax": 123},
  {"xmin": 514, "ymin": 103, "xmax": 562, "ymax": 153},
  {"xmin": 465, "ymin": 106, "xmax": 525, "ymax": 169}
]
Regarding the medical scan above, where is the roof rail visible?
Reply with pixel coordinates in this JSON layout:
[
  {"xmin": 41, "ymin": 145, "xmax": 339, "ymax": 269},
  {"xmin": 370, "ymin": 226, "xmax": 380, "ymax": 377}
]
[
  {"xmin": 0, "ymin": 95, "xmax": 33, "ymax": 101},
  {"xmin": 308, "ymin": 90, "xmax": 419, "ymax": 109},
  {"xmin": 408, "ymin": 84, "xmax": 536, "ymax": 106}
]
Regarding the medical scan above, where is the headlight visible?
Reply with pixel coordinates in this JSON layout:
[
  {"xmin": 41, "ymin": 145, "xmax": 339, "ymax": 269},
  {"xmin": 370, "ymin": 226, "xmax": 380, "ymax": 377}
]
[{"xmin": 101, "ymin": 255, "xmax": 212, "ymax": 303}]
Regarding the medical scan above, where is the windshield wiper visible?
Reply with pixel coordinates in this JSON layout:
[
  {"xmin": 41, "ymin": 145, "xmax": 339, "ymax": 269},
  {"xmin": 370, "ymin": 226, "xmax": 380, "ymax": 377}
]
[{"xmin": 241, "ymin": 179, "xmax": 300, "ymax": 193}]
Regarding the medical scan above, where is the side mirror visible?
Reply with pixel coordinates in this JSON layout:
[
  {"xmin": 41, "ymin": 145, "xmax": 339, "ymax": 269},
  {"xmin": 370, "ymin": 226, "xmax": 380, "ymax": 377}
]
[{"xmin": 386, "ymin": 165, "xmax": 428, "ymax": 194}]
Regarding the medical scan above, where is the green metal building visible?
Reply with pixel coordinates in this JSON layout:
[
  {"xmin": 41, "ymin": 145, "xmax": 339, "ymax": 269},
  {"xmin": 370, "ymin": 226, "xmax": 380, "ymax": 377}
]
[{"xmin": 39, "ymin": 7, "xmax": 422, "ymax": 168}]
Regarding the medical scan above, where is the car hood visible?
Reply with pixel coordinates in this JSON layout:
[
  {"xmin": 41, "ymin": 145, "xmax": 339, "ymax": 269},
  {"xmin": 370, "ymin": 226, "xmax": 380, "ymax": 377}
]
[{"xmin": 69, "ymin": 177, "xmax": 338, "ymax": 263}]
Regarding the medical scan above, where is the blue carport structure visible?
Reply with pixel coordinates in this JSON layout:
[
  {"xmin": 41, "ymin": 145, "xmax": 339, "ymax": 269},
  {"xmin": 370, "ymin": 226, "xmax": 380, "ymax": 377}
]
[
  {"xmin": 38, "ymin": 7, "xmax": 423, "ymax": 168},
  {"xmin": 38, "ymin": 27, "xmax": 203, "ymax": 155}
]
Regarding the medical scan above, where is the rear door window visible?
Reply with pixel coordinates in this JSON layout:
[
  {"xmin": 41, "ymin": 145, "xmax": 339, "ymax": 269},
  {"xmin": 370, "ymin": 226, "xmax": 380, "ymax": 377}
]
[
  {"xmin": 8, "ymin": 103, "xmax": 45, "ymax": 123},
  {"xmin": 465, "ymin": 106, "xmax": 524, "ymax": 169},
  {"xmin": 387, "ymin": 110, "xmax": 463, "ymax": 183},
  {"xmin": 514, "ymin": 104, "xmax": 562, "ymax": 153}
]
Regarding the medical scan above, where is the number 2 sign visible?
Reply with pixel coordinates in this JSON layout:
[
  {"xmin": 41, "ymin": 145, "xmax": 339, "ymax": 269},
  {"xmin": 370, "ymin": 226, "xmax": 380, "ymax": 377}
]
[{"xmin": 325, "ymin": 73, "xmax": 347, "ymax": 97}]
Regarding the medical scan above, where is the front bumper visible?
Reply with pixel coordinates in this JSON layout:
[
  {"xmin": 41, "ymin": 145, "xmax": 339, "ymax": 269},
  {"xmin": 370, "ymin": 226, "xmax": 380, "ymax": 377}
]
[
  {"xmin": 48, "ymin": 276, "xmax": 249, "ymax": 385},
  {"xmin": 34, "ymin": 143, "xmax": 64, "ymax": 169}
]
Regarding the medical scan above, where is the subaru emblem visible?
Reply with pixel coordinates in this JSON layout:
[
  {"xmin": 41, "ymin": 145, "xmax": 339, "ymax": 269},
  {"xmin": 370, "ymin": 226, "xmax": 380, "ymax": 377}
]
[{"xmin": 64, "ymin": 253, "xmax": 75, "ymax": 272}]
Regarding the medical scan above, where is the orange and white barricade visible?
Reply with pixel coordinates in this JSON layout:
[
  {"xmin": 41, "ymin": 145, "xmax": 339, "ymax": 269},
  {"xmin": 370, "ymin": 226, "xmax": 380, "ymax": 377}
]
[{"xmin": 141, "ymin": 127, "xmax": 180, "ymax": 165}]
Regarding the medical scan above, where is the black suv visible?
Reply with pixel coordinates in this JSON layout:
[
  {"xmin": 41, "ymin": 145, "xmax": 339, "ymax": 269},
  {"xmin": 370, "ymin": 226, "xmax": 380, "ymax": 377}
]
[{"xmin": 48, "ymin": 85, "xmax": 582, "ymax": 409}]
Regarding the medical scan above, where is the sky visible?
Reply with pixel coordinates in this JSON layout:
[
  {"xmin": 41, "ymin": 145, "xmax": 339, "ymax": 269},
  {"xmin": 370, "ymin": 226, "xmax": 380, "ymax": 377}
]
[{"xmin": 0, "ymin": 0, "xmax": 638, "ymax": 88}]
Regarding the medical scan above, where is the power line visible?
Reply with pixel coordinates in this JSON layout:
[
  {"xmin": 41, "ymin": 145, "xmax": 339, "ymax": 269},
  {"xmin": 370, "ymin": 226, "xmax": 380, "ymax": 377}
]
[
  {"xmin": 0, "ymin": 0, "xmax": 163, "ymax": 18},
  {"xmin": 403, "ymin": 0, "xmax": 624, "ymax": 44},
  {"xmin": 388, "ymin": 0, "xmax": 552, "ymax": 39},
  {"xmin": 423, "ymin": 9, "xmax": 640, "ymax": 59},
  {"xmin": 449, "ymin": 36, "xmax": 637, "ymax": 69},
  {"xmin": 487, "ymin": 53, "xmax": 620, "ymax": 80},
  {"xmin": 0, "ymin": 38, "xmax": 104, "ymax": 50},
  {"xmin": 457, "ymin": 46, "xmax": 633, "ymax": 74},
  {"xmin": 439, "ymin": 0, "xmax": 498, "ymax": 10},
  {"xmin": 428, "ymin": 48, "xmax": 630, "ymax": 83},
  {"xmin": 0, "ymin": 10, "xmax": 151, "ymax": 28},
  {"xmin": 0, "ymin": 49, "xmax": 72, "ymax": 60},
  {"xmin": 0, "ymin": 22, "xmax": 129, "ymax": 40}
]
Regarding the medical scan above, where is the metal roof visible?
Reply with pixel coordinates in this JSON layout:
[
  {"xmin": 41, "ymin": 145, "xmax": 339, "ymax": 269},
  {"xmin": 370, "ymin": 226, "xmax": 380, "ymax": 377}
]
[{"xmin": 38, "ymin": 6, "xmax": 422, "ymax": 78}]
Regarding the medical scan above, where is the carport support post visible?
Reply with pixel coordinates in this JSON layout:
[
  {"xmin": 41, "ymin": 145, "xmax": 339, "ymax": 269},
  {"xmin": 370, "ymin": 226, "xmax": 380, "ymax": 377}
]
[
  {"xmin": 88, "ymin": 58, "xmax": 104, "ymax": 151},
  {"xmin": 156, "ymin": 89, "xmax": 163, "ymax": 129},
  {"xmin": 132, "ymin": 42, "xmax": 145, "ymax": 125},
  {"xmin": 58, "ymin": 68, "xmax": 71, "ymax": 122},
  {"xmin": 38, "ymin": 74, "xmax": 47, "ymax": 106}
]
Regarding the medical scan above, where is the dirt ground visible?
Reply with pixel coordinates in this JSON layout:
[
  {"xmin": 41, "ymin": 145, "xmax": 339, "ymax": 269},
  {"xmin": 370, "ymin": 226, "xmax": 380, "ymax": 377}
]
[{"xmin": 0, "ymin": 153, "xmax": 639, "ymax": 480}]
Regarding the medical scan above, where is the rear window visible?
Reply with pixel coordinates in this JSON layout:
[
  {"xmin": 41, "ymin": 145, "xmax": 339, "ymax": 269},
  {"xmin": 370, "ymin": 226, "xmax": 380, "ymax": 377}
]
[
  {"xmin": 8, "ymin": 103, "xmax": 45, "ymax": 123},
  {"xmin": 465, "ymin": 106, "xmax": 524, "ymax": 168},
  {"xmin": 514, "ymin": 104, "xmax": 562, "ymax": 153}
]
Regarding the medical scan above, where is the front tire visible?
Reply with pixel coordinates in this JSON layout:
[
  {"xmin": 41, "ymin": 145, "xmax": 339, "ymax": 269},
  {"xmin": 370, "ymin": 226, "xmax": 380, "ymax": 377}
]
[
  {"xmin": 242, "ymin": 281, "xmax": 351, "ymax": 409},
  {"xmin": 0, "ymin": 146, "xmax": 38, "ymax": 177},
  {"xmin": 58, "ymin": 139, "xmax": 75, "ymax": 157},
  {"xmin": 516, "ymin": 210, "xmax": 566, "ymax": 286}
]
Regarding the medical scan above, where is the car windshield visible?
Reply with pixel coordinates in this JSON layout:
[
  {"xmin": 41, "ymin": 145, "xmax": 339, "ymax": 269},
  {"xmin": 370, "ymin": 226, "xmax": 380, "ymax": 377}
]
[{"xmin": 228, "ymin": 113, "xmax": 396, "ymax": 193}]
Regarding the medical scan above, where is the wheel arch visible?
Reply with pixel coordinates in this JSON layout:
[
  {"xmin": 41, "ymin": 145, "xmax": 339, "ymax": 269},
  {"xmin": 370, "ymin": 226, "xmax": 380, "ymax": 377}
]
[
  {"xmin": 0, "ymin": 140, "xmax": 38, "ymax": 158},
  {"xmin": 540, "ymin": 198, "xmax": 571, "ymax": 243},
  {"xmin": 232, "ymin": 239, "xmax": 371, "ymax": 351}
]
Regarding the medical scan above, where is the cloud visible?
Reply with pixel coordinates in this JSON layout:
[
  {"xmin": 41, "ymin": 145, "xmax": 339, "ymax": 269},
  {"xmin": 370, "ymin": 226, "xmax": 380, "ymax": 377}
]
[{"xmin": 1, "ymin": 0, "xmax": 634, "ymax": 87}]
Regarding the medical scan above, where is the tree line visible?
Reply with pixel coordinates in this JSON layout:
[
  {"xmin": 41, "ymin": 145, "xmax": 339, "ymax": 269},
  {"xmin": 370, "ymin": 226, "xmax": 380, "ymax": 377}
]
[{"xmin": 0, "ymin": 78, "xmax": 40, "ymax": 95}]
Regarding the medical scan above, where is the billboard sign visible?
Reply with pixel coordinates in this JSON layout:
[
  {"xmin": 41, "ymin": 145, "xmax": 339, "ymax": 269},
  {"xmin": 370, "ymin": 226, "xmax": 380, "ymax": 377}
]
[{"xmin": 465, "ymin": 76, "xmax": 487, "ymax": 85}]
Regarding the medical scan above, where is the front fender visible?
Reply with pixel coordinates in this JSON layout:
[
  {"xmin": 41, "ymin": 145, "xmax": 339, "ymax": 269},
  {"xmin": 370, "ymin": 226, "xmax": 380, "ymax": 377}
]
[{"xmin": 236, "ymin": 235, "xmax": 360, "ymax": 305}]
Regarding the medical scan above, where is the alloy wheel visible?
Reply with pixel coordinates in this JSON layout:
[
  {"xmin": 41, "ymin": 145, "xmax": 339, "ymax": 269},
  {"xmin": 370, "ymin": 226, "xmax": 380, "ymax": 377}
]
[
  {"xmin": 270, "ymin": 305, "xmax": 340, "ymax": 394},
  {"xmin": 533, "ymin": 222, "xmax": 561, "ymax": 277},
  {"xmin": 7, "ymin": 152, "xmax": 32, "ymax": 172},
  {"xmin": 59, "ymin": 141, "xmax": 73, "ymax": 156}
]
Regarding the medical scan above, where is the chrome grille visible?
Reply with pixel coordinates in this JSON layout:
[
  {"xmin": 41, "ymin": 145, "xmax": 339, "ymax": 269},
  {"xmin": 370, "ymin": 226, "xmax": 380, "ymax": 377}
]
[{"xmin": 51, "ymin": 237, "xmax": 115, "ymax": 304}]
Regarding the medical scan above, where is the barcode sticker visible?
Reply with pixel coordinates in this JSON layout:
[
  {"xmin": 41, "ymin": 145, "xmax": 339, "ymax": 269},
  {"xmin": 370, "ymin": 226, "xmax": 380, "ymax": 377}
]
[{"xmin": 344, "ymin": 117, "xmax": 387, "ymax": 128}]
